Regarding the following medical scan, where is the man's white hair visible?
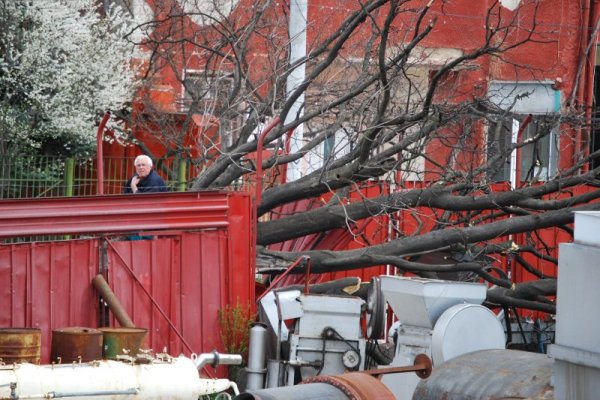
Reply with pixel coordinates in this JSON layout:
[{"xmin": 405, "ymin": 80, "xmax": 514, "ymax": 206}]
[{"xmin": 134, "ymin": 155, "xmax": 153, "ymax": 167}]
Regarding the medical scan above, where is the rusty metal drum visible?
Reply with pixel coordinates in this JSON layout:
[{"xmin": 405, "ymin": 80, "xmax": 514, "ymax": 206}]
[
  {"xmin": 99, "ymin": 327, "xmax": 147, "ymax": 359},
  {"xmin": 51, "ymin": 327, "xmax": 103, "ymax": 363},
  {"xmin": 0, "ymin": 328, "xmax": 41, "ymax": 364}
]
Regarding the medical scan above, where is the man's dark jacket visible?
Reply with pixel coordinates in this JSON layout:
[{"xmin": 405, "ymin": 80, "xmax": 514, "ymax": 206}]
[{"xmin": 124, "ymin": 170, "xmax": 168, "ymax": 193}]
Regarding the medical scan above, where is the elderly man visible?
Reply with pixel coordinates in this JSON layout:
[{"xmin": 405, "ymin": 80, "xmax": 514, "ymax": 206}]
[{"xmin": 124, "ymin": 155, "xmax": 168, "ymax": 193}]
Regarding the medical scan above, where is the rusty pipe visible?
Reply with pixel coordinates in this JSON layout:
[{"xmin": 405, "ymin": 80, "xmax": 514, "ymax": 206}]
[
  {"xmin": 361, "ymin": 353, "xmax": 433, "ymax": 379},
  {"xmin": 235, "ymin": 372, "xmax": 396, "ymax": 400},
  {"xmin": 92, "ymin": 274, "xmax": 135, "ymax": 328}
]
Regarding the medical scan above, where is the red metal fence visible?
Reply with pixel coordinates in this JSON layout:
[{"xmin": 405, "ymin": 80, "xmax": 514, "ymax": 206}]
[{"xmin": 0, "ymin": 192, "xmax": 254, "ymax": 364}]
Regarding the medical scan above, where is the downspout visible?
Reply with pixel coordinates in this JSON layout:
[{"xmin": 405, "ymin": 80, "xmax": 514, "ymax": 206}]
[
  {"xmin": 285, "ymin": 0, "xmax": 308, "ymax": 182},
  {"xmin": 96, "ymin": 112, "xmax": 111, "ymax": 195}
]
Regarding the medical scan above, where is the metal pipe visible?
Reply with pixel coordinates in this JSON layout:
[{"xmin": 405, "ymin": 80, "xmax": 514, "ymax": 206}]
[
  {"xmin": 96, "ymin": 112, "xmax": 110, "ymax": 195},
  {"xmin": 245, "ymin": 324, "xmax": 268, "ymax": 390},
  {"xmin": 194, "ymin": 351, "xmax": 243, "ymax": 370},
  {"xmin": 255, "ymin": 117, "xmax": 281, "ymax": 210},
  {"xmin": 303, "ymin": 258, "xmax": 311, "ymax": 294},
  {"xmin": 237, "ymin": 371, "xmax": 397, "ymax": 400},
  {"xmin": 235, "ymin": 382, "xmax": 348, "ymax": 400},
  {"xmin": 91, "ymin": 274, "xmax": 135, "ymax": 328},
  {"xmin": 264, "ymin": 360, "xmax": 282, "ymax": 389},
  {"xmin": 362, "ymin": 354, "xmax": 432, "ymax": 379},
  {"xmin": 0, "ymin": 357, "xmax": 233, "ymax": 400}
]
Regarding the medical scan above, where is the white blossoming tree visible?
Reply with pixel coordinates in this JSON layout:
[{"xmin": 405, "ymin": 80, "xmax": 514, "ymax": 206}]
[{"xmin": 0, "ymin": 0, "xmax": 143, "ymax": 157}]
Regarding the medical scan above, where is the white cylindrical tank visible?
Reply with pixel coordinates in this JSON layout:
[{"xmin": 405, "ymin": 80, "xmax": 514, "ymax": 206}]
[{"xmin": 0, "ymin": 356, "xmax": 235, "ymax": 400}]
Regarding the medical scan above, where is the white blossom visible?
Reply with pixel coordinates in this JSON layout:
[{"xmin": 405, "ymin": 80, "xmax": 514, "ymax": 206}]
[{"xmin": 0, "ymin": 0, "xmax": 147, "ymax": 154}]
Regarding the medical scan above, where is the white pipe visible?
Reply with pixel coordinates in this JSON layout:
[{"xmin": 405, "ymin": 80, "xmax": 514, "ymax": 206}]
[
  {"xmin": 285, "ymin": 0, "xmax": 308, "ymax": 182},
  {"xmin": 0, "ymin": 356, "xmax": 238, "ymax": 400}
]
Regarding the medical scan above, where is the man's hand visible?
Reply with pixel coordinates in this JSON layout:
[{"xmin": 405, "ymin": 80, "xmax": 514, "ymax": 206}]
[{"xmin": 131, "ymin": 176, "xmax": 141, "ymax": 193}]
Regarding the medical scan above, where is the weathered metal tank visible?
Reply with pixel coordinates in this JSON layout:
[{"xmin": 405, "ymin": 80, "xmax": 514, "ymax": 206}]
[
  {"xmin": 0, "ymin": 328, "xmax": 41, "ymax": 364},
  {"xmin": 412, "ymin": 349, "xmax": 554, "ymax": 400},
  {"xmin": 0, "ymin": 353, "xmax": 240, "ymax": 400},
  {"xmin": 50, "ymin": 327, "xmax": 103, "ymax": 363},
  {"xmin": 99, "ymin": 327, "xmax": 147, "ymax": 359}
]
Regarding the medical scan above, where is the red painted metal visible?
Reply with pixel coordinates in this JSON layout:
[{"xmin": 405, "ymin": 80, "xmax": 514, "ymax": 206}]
[
  {"xmin": 96, "ymin": 112, "xmax": 111, "ymax": 195},
  {"xmin": 256, "ymin": 117, "xmax": 281, "ymax": 209},
  {"xmin": 0, "ymin": 192, "xmax": 245, "ymax": 238},
  {"xmin": 256, "ymin": 255, "xmax": 308, "ymax": 303},
  {"xmin": 0, "ymin": 192, "xmax": 255, "ymax": 371},
  {"xmin": 265, "ymin": 182, "xmax": 389, "ymax": 288},
  {"xmin": 106, "ymin": 239, "xmax": 195, "ymax": 354},
  {"xmin": 0, "ymin": 240, "xmax": 99, "ymax": 362}
]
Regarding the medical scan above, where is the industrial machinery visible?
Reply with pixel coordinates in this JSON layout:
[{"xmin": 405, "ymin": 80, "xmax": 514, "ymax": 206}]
[
  {"xmin": 254, "ymin": 290, "xmax": 367, "ymax": 388},
  {"xmin": 379, "ymin": 275, "xmax": 505, "ymax": 400},
  {"xmin": 0, "ymin": 351, "xmax": 242, "ymax": 400},
  {"xmin": 249, "ymin": 275, "xmax": 505, "ymax": 400}
]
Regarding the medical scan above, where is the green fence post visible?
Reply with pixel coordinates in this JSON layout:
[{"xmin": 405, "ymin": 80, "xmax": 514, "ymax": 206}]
[
  {"xmin": 178, "ymin": 159, "xmax": 187, "ymax": 192},
  {"xmin": 65, "ymin": 158, "xmax": 75, "ymax": 197}
]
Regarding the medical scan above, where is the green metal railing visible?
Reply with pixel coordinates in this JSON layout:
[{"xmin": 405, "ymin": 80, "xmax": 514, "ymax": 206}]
[{"xmin": 0, "ymin": 156, "xmax": 195, "ymax": 199}]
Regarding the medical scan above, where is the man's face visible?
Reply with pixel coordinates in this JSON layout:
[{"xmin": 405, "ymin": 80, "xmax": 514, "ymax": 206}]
[{"xmin": 135, "ymin": 159, "xmax": 151, "ymax": 178}]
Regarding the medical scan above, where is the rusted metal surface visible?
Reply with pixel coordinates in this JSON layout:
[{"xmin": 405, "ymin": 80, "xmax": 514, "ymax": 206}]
[
  {"xmin": 305, "ymin": 372, "xmax": 396, "ymax": 400},
  {"xmin": 0, "ymin": 191, "xmax": 248, "ymax": 238},
  {"xmin": 0, "ymin": 240, "xmax": 99, "ymax": 362},
  {"xmin": 362, "ymin": 353, "xmax": 432, "ymax": 379},
  {"xmin": 50, "ymin": 327, "xmax": 103, "ymax": 363},
  {"xmin": 0, "ymin": 328, "xmax": 41, "ymax": 364},
  {"xmin": 99, "ymin": 327, "xmax": 147, "ymax": 359},
  {"xmin": 92, "ymin": 274, "xmax": 135, "ymax": 328},
  {"xmin": 236, "ymin": 383, "xmax": 348, "ymax": 400},
  {"xmin": 412, "ymin": 349, "xmax": 554, "ymax": 400}
]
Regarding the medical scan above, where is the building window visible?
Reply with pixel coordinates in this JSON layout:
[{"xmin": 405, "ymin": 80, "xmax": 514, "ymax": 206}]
[
  {"xmin": 179, "ymin": 70, "xmax": 233, "ymax": 113},
  {"xmin": 487, "ymin": 81, "xmax": 560, "ymax": 185},
  {"xmin": 487, "ymin": 115, "xmax": 558, "ymax": 184},
  {"xmin": 180, "ymin": 69, "xmax": 245, "ymax": 147}
]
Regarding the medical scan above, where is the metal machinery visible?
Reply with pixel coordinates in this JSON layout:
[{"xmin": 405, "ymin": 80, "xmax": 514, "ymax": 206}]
[
  {"xmin": 0, "ymin": 351, "xmax": 242, "ymax": 400},
  {"xmin": 244, "ymin": 275, "xmax": 504, "ymax": 400},
  {"xmin": 255, "ymin": 290, "xmax": 367, "ymax": 388},
  {"xmin": 379, "ymin": 276, "xmax": 505, "ymax": 400},
  {"xmin": 412, "ymin": 348, "xmax": 553, "ymax": 399},
  {"xmin": 412, "ymin": 211, "xmax": 600, "ymax": 399}
]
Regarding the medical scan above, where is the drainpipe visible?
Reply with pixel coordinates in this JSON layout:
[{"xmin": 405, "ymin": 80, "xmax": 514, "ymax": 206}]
[
  {"xmin": 96, "ymin": 112, "xmax": 110, "ymax": 195},
  {"xmin": 285, "ymin": 0, "xmax": 308, "ymax": 182}
]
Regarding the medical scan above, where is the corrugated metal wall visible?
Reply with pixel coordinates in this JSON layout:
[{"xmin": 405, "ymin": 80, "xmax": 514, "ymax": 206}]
[
  {"xmin": 106, "ymin": 232, "xmax": 233, "ymax": 356},
  {"xmin": 0, "ymin": 192, "xmax": 254, "ymax": 365},
  {"xmin": 0, "ymin": 240, "xmax": 99, "ymax": 361}
]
